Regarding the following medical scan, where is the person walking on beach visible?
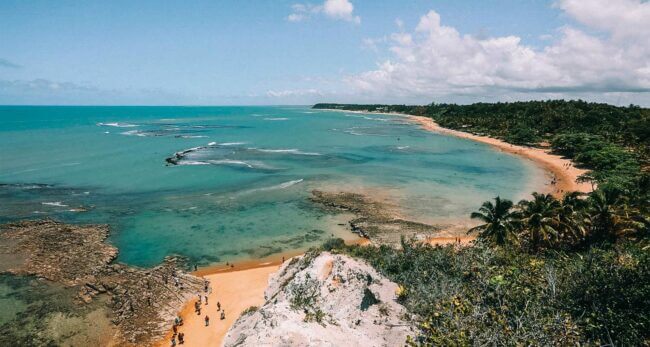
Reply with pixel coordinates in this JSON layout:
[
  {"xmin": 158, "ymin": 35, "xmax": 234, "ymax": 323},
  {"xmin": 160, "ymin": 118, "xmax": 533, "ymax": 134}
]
[
  {"xmin": 205, "ymin": 315, "xmax": 210, "ymax": 326},
  {"xmin": 171, "ymin": 336, "xmax": 176, "ymax": 347},
  {"xmin": 178, "ymin": 332, "xmax": 184, "ymax": 344},
  {"xmin": 221, "ymin": 310, "xmax": 225, "ymax": 320},
  {"xmin": 217, "ymin": 301, "xmax": 221, "ymax": 311},
  {"xmin": 204, "ymin": 280, "xmax": 209, "ymax": 292},
  {"xmin": 204, "ymin": 295, "xmax": 208, "ymax": 305}
]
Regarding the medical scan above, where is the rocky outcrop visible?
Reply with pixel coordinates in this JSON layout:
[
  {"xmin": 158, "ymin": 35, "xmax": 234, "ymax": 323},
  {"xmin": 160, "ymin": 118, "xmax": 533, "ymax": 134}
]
[
  {"xmin": 0, "ymin": 220, "xmax": 203, "ymax": 345},
  {"xmin": 224, "ymin": 251, "xmax": 415, "ymax": 347},
  {"xmin": 310, "ymin": 190, "xmax": 441, "ymax": 245}
]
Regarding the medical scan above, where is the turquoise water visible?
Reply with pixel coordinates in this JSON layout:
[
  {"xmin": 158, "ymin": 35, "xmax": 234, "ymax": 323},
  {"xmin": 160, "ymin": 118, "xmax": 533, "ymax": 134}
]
[{"xmin": 0, "ymin": 106, "xmax": 543, "ymax": 267}]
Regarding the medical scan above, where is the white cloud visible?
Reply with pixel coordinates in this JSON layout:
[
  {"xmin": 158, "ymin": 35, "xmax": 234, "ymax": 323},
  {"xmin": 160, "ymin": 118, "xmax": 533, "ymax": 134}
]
[
  {"xmin": 346, "ymin": 1, "xmax": 650, "ymax": 103},
  {"xmin": 266, "ymin": 88, "xmax": 323, "ymax": 98},
  {"xmin": 287, "ymin": 0, "xmax": 360, "ymax": 24}
]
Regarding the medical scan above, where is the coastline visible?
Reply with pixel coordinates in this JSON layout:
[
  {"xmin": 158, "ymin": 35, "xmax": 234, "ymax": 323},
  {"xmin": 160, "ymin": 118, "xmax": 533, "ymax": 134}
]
[
  {"xmin": 403, "ymin": 115, "xmax": 592, "ymax": 198},
  {"xmin": 155, "ymin": 237, "xmax": 371, "ymax": 346},
  {"xmin": 155, "ymin": 263, "xmax": 279, "ymax": 347},
  {"xmin": 317, "ymin": 108, "xmax": 592, "ymax": 198},
  {"xmin": 154, "ymin": 108, "xmax": 594, "ymax": 346}
]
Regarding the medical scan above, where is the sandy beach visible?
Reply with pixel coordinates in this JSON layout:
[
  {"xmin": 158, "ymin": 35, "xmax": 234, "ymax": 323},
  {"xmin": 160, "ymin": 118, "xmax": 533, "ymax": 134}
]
[
  {"xmin": 404, "ymin": 115, "xmax": 593, "ymax": 198},
  {"xmin": 153, "ymin": 110, "xmax": 594, "ymax": 346},
  {"xmin": 155, "ymin": 262, "xmax": 280, "ymax": 347},
  {"xmin": 155, "ymin": 237, "xmax": 372, "ymax": 347}
]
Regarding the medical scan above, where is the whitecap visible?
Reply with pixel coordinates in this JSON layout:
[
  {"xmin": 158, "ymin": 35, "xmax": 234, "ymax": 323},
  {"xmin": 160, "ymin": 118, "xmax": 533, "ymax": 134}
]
[
  {"xmin": 206, "ymin": 159, "xmax": 255, "ymax": 168},
  {"xmin": 97, "ymin": 122, "xmax": 139, "ymax": 128},
  {"xmin": 219, "ymin": 142, "xmax": 247, "ymax": 146},
  {"xmin": 179, "ymin": 159, "xmax": 255, "ymax": 168},
  {"xmin": 42, "ymin": 201, "xmax": 68, "ymax": 207},
  {"xmin": 177, "ymin": 135, "xmax": 208, "ymax": 139},
  {"xmin": 263, "ymin": 117, "xmax": 289, "ymax": 121},
  {"xmin": 208, "ymin": 142, "xmax": 218, "ymax": 146},
  {"xmin": 120, "ymin": 130, "xmax": 147, "ymax": 137},
  {"xmin": 178, "ymin": 160, "xmax": 211, "ymax": 166},
  {"xmin": 397, "ymin": 146, "xmax": 410, "ymax": 150},
  {"xmin": 240, "ymin": 179, "xmax": 304, "ymax": 195}
]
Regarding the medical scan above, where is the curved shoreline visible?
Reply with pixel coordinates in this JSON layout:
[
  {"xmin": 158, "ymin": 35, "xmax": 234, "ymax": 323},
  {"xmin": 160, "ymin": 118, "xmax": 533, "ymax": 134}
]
[
  {"xmin": 154, "ymin": 108, "xmax": 594, "ymax": 345},
  {"xmin": 404, "ymin": 115, "xmax": 592, "ymax": 198},
  {"xmin": 319, "ymin": 108, "xmax": 592, "ymax": 197}
]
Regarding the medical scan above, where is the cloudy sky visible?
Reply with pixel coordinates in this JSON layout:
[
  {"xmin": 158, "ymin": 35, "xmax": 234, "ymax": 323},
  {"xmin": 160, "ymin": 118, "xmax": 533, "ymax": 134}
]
[{"xmin": 1, "ymin": 0, "xmax": 649, "ymax": 105}]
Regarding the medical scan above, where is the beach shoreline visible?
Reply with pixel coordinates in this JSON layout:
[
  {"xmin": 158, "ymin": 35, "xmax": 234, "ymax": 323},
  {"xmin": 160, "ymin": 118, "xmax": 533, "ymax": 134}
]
[
  {"xmin": 154, "ymin": 108, "xmax": 594, "ymax": 346},
  {"xmin": 318, "ymin": 108, "xmax": 592, "ymax": 198},
  {"xmin": 154, "ymin": 236, "xmax": 371, "ymax": 347},
  {"xmin": 403, "ymin": 114, "xmax": 592, "ymax": 198}
]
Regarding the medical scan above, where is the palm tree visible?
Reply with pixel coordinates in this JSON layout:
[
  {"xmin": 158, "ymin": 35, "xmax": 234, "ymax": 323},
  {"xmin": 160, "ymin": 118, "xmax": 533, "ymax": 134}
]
[
  {"xmin": 468, "ymin": 197, "xmax": 519, "ymax": 245},
  {"xmin": 518, "ymin": 192, "xmax": 561, "ymax": 250},
  {"xmin": 557, "ymin": 192, "xmax": 590, "ymax": 245},
  {"xmin": 588, "ymin": 190, "xmax": 637, "ymax": 242}
]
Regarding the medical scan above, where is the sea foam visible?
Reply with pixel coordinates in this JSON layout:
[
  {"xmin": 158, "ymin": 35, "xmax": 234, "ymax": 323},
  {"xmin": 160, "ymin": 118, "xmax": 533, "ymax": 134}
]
[{"xmin": 97, "ymin": 122, "xmax": 139, "ymax": 128}]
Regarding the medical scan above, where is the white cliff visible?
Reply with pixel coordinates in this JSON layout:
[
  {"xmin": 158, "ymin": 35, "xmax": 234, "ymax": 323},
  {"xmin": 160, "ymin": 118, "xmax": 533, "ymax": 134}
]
[{"xmin": 224, "ymin": 251, "xmax": 415, "ymax": 347}]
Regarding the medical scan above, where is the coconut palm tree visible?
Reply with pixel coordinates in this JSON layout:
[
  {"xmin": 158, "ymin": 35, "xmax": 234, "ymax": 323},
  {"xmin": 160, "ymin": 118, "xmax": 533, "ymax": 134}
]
[
  {"xmin": 557, "ymin": 191, "xmax": 590, "ymax": 245},
  {"xmin": 588, "ymin": 190, "xmax": 637, "ymax": 242},
  {"xmin": 468, "ymin": 197, "xmax": 519, "ymax": 245},
  {"xmin": 518, "ymin": 192, "xmax": 561, "ymax": 250}
]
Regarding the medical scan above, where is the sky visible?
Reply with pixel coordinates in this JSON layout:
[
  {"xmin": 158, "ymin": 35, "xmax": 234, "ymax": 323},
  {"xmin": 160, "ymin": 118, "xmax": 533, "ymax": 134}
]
[{"xmin": 0, "ymin": 0, "xmax": 649, "ymax": 106}]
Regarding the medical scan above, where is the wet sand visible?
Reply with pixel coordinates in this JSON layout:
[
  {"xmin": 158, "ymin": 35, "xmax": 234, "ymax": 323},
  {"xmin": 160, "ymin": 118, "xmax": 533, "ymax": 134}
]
[
  {"xmin": 404, "ymin": 115, "xmax": 593, "ymax": 198},
  {"xmin": 427, "ymin": 235, "xmax": 476, "ymax": 247}
]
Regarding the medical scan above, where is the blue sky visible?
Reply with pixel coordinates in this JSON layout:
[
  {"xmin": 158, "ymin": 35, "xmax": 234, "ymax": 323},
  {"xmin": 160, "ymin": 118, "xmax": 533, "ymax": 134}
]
[{"xmin": 1, "ymin": 0, "xmax": 648, "ymax": 105}]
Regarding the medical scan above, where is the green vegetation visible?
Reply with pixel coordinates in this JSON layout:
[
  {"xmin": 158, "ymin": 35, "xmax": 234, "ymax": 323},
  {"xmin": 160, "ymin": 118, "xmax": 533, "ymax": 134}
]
[
  {"xmin": 337, "ymin": 238, "xmax": 649, "ymax": 345},
  {"xmin": 315, "ymin": 100, "xmax": 649, "ymax": 344}
]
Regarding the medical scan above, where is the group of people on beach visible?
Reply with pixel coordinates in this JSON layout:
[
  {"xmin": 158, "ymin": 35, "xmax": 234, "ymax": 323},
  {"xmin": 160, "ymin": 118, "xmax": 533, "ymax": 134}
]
[{"xmin": 170, "ymin": 277, "xmax": 227, "ymax": 346}]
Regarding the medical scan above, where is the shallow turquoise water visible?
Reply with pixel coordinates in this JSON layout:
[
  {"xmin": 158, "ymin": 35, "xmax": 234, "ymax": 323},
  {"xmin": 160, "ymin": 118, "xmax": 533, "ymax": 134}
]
[{"xmin": 0, "ymin": 106, "xmax": 543, "ymax": 267}]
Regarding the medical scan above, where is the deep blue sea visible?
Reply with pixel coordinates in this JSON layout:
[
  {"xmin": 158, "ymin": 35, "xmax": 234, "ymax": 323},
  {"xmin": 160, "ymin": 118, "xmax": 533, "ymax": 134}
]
[{"xmin": 0, "ymin": 106, "xmax": 544, "ymax": 267}]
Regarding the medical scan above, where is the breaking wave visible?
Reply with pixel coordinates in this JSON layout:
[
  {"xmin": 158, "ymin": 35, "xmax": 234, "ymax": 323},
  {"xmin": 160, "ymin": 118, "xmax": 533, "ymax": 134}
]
[
  {"xmin": 97, "ymin": 122, "xmax": 139, "ymax": 128},
  {"xmin": 42, "ymin": 201, "xmax": 68, "ymax": 207}
]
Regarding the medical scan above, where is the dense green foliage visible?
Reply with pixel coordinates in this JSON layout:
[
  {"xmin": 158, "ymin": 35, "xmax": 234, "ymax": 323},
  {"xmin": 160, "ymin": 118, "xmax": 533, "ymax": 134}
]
[
  {"xmin": 325, "ymin": 185, "xmax": 648, "ymax": 344},
  {"xmin": 315, "ymin": 100, "xmax": 650, "ymax": 345},
  {"xmin": 332, "ymin": 239, "xmax": 649, "ymax": 345}
]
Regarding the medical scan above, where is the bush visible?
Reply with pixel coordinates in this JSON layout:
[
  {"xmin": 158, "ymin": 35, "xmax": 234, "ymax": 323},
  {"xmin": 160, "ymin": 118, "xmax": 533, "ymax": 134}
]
[
  {"xmin": 321, "ymin": 237, "xmax": 346, "ymax": 251},
  {"xmin": 342, "ymin": 240, "xmax": 650, "ymax": 345}
]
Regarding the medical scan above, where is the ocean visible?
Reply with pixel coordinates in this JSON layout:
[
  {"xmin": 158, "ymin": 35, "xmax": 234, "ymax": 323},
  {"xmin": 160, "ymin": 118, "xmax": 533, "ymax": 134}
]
[{"xmin": 0, "ymin": 106, "xmax": 544, "ymax": 267}]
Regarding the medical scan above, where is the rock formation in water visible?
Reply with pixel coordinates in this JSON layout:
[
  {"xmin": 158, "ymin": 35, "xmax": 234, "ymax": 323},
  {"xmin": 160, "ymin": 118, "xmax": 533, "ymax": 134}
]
[
  {"xmin": 0, "ymin": 220, "xmax": 202, "ymax": 345},
  {"xmin": 224, "ymin": 251, "xmax": 415, "ymax": 346},
  {"xmin": 310, "ymin": 189, "xmax": 441, "ymax": 244}
]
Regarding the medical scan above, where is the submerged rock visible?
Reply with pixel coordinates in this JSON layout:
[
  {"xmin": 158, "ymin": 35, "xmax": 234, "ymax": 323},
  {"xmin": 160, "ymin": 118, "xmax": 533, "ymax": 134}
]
[
  {"xmin": 224, "ymin": 251, "xmax": 415, "ymax": 346},
  {"xmin": 310, "ymin": 190, "xmax": 441, "ymax": 244},
  {"xmin": 0, "ymin": 219, "xmax": 117, "ymax": 285},
  {"xmin": 0, "ymin": 220, "xmax": 203, "ymax": 345}
]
